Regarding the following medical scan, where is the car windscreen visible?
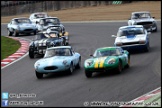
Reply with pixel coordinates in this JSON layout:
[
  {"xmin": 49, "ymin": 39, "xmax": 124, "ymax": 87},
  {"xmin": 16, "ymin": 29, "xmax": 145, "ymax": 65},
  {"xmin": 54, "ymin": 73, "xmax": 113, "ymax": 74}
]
[
  {"xmin": 44, "ymin": 48, "xmax": 72, "ymax": 58},
  {"xmin": 132, "ymin": 13, "xmax": 151, "ymax": 19},
  {"xmin": 16, "ymin": 19, "xmax": 31, "ymax": 24},
  {"xmin": 117, "ymin": 27, "xmax": 144, "ymax": 36},
  {"xmin": 35, "ymin": 14, "xmax": 47, "ymax": 18},
  {"xmin": 44, "ymin": 18, "xmax": 60, "ymax": 25},
  {"xmin": 93, "ymin": 49, "xmax": 118, "ymax": 57}
]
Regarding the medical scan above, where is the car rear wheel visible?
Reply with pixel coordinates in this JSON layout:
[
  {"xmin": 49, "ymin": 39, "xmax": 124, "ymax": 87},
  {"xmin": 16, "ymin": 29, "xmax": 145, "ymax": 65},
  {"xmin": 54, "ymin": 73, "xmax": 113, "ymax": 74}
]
[
  {"xmin": 85, "ymin": 70, "xmax": 92, "ymax": 78},
  {"xmin": 116, "ymin": 61, "xmax": 122, "ymax": 74},
  {"xmin": 35, "ymin": 71, "xmax": 43, "ymax": 79}
]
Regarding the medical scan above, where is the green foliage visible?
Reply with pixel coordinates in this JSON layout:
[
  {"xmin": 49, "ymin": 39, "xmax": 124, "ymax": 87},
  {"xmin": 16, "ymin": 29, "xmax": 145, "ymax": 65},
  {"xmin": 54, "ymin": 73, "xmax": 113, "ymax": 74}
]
[{"xmin": 1, "ymin": 36, "xmax": 20, "ymax": 60}]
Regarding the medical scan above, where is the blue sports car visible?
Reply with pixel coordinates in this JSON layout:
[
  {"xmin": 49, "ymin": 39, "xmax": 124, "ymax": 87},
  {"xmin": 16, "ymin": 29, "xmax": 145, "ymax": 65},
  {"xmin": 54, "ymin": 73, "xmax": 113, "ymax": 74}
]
[
  {"xmin": 34, "ymin": 46, "xmax": 81, "ymax": 79},
  {"xmin": 7, "ymin": 17, "xmax": 37, "ymax": 36}
]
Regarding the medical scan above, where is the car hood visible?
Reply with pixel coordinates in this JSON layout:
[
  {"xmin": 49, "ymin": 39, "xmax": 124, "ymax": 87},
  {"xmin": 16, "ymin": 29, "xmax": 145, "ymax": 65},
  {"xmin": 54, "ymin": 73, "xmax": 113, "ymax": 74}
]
[
  {"xmin": 19, "ymin": 23, "xmax": 35, "ymax": 28},
  {"xmin": 35, "ymin": 56, "xmax": 71, "ymax": 66},
  {"xmin": 86, "ymin": 56, "xmax": 117, "ymax": 64},
  {"xmin": 133, "ymin": 18, "xmax": 155, "ymax": 23},
  {"xmin": 36, "ymin": 38, "xmax": 62, "ymax": 44},
  {"xmin": 115, "ymin": 34, "xmax": 146, "ymax": 43}
]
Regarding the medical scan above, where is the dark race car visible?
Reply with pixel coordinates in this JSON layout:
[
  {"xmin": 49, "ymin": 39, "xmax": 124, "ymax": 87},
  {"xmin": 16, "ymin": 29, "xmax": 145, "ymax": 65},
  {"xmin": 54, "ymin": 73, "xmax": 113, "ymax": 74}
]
[
  {"xmin": 29, "ymin": 31, "xmax": 64, "ymax": 58},
  {"xmin": 46, "ymin": 25, "xmax": 69, "ymax": 45}
]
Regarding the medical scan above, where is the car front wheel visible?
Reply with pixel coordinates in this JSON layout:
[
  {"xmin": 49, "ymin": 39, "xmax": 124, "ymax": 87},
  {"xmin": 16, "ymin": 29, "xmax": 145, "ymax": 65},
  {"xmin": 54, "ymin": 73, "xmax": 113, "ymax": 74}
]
[
  {"xmin": 13, "ymin": 29, "xmax": 19, "ymax": 37},
  {"xmin": 35, "ymin": 71, "xmax": 43, "ymax": 79},
  {"xmin": 29, "ymin": 48, "xmax": 35, "ymax": 58},
  {"xmin": 85, "ymin": 70, "xmax": 92, "ymax": 78},
  {"xmin": 67, "ymin": 63, "xmax": 73, "ymax": 75},
  {"xmin": 7, "ymin": 29, "xmax": 12, "ymax": 36}
]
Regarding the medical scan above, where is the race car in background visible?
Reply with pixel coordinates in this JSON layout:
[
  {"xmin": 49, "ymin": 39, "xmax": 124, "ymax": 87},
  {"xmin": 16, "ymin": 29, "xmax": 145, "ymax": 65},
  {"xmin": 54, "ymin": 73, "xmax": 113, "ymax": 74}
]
[
  {"xmin": 84, "ymin": 47, "xmax": 130, "ymax": 78},
  {"xmin": 28, "ymin": 31, "xmax": 65, "ymax": 58},
  {"xmin": 34, "ymin": 46, "xmax": 81, "ymax": 79},
  {"xmin": 112, "ymin": 25, "xmax": 150, "ymax": 52},
  {"xmin": 7, "ymin": 17, "xmax": 37, "ymax": 36},
  {"xmin": 46, "ymin": 25, "xmax": 69, "ymax": 45},
  {"xmin": 128, "ymin": 11, "xmax": 158, "ymax": 32},
  {"xmin": 29, "ymin": 12, "xmax": 50, "ymax": 24},
  {"xmin": 35, "ymin": 17, "xmax": 66, "ymax": 34}
]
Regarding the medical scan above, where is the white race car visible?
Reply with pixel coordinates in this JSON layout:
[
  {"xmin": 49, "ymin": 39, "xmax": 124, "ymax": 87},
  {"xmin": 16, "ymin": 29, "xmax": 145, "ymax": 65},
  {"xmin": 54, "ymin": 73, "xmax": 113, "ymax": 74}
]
[
  {"xmin": 29, "ymin": 12, "xmax": 49, "ymax": 24},
  {"xmin": 128, "ymin": 11, "xmax": 157, "ymax": 32},
  {"xmin": 112, "ymin": 25, "xmax": 151, "ymax": 52}
]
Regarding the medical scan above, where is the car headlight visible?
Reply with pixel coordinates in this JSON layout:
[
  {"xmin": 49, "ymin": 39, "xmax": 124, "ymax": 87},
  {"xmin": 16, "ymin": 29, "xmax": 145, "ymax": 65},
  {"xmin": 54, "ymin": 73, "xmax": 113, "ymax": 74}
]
[
  {"xmin": 116, "ymin": 42, "xmax": 123, "ymax": 46},
  {"xmin": 63, "ymin": 60, "xmax": 67, "ymax": 65},
  {"xmin": 85, "ymin": 61, "xmax": 93, "ymax": 67},
  {"xmin": 139, "ymin": 39, "xmax": 146, "ymax": 44},
  {"xmin": 35, "ymin": 63, "xmax": 40, "ymax": 69},
  {"xmin": 107, "ymin": 59, "xmax": 116, "ymax": 64}
]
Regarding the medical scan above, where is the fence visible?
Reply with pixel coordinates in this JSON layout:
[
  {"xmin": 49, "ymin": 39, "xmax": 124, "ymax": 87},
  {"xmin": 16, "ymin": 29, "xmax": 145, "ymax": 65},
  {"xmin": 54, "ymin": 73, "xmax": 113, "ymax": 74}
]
[{"xmin": 1, "ymin": 1, "xmax": 132, "ymax": 16}]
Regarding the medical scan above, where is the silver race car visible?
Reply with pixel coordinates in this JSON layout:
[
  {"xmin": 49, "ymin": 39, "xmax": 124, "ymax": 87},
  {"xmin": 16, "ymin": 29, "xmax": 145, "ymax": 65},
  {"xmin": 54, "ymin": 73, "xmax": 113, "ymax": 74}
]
[
  {"xmin": 128, "ymin": 11, "xmax": 157, "ymax": 32},
  {"xmin": 36, "ymin": 17, "xmax": 65, "ymax": 34},
  {"xmin": 29, "ymin": 12, "xmax": 49, "ymax": 24},
  {"xmin": 7, "ymin": 17, "xmax": 37, "ymax": 36}
]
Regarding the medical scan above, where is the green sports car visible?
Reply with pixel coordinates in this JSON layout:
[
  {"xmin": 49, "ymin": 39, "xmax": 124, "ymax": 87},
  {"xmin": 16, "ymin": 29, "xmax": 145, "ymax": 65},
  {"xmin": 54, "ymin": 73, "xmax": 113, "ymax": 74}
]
[{"xmin": 84, "ymin": 47, "xmax": 130, "ymax": 78}]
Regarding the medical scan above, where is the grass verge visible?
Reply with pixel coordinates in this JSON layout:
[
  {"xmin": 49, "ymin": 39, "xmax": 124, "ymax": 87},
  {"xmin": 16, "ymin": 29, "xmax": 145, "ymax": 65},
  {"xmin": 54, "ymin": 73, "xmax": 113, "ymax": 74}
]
[{"xmin": 1, "ymin": 36, "xmax": 21, "ymax": 60}]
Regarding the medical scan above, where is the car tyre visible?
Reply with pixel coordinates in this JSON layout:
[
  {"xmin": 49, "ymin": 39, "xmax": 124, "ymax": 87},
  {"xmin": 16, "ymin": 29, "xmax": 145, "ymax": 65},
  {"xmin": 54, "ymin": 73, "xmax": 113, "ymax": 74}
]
[
  {"xmin": 116, "ymin": 60, "xmax": 122, "ymax": 74},
  {"xmin": 7, "ymin": 29, "xmax": 12, "ymax": 36},
  {"xmin": 35, "ymin": 71, "xmax": 43, "ymax": 79},
  {"xmin": 29, "ymin": 48, "xmax": 34, "ymax": 58},
  {"xmin": 125, "ymin": 55, "xmax": 130, "ymax": 68},
  {"xmin": 13, "ymin": 30, "xmax": 19, "ymax": 37},
  {"xmin": 67, "ymin": 63, "xmax": 73, "ymax": 75},
  {"xmin": 145, "ymin": 43, "xmax": 150, "ymax": 52},
  {"xmin": 76, "ymin": 57, "xmax": 81, "ymax": 69},
  {"xmin": 85, "ymin": 70, "xmax": 92, "ymax": 78}
]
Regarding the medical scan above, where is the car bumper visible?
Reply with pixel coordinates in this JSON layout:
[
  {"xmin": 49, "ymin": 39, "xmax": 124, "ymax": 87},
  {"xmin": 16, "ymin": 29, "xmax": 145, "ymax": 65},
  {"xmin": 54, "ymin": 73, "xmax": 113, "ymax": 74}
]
[
  {"xmin": 35, "ymin": 64, "xmax": 70, "ymax": 73},
  {"xmin": 16, "ymin": 29, "xmax": 37, "ymax": 34},
  {"xmin": 119, "ymin": 43, "xmax": 148, "ymax": 51},
  {"xmin": 85, "ymin": 63, "xmax": 119, "ymax": 72}
]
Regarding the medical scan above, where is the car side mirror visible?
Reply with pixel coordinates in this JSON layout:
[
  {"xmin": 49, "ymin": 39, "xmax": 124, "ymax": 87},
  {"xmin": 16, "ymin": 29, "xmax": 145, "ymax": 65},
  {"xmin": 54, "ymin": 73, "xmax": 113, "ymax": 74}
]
[
  {"xmin": 90, "ymin": 54, "xmax": 93, "ymax": 57},
  {"xmin": 152, "ymin": 17, "xmax": 155, "ymax": 18},
  {"xmin": 128, "ymin": 18, "xmax": 131, "ymax": 20},
  {"xmin": 112, "ymin": 35, "xmax": 117, "ymax": 37}
]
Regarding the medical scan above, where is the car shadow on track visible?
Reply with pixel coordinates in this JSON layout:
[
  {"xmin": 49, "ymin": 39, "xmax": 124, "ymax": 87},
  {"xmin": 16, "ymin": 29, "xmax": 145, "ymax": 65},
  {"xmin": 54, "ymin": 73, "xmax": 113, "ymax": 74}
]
[
  {"xmin": 38, "ymin": 68, "xmax": 82, "ymax": 79},
  {"xmin": 88, "ymin": 66, "xmax": 135, "ymax": 79}
]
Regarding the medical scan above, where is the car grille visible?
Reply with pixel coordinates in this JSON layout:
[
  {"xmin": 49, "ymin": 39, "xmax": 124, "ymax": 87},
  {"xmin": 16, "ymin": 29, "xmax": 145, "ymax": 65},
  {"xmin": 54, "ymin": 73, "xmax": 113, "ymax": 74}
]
[
  {"xmin": 44, "ymin": 66, "xmax": 58, "ymax": 70},
  {"xmin": 136, "ymin": 22, "xmax": 153, "ymax": 25},
  {"xmin": 122, "ymin": 42, "xmax": 139, "ymax": 45},
  {"xmin": 24, "ymin": 29, "xmax": 33, "ymax": 31},
  {"xmin": 38, "ymin": 46, "xmax": 47, "ymax": 49}
]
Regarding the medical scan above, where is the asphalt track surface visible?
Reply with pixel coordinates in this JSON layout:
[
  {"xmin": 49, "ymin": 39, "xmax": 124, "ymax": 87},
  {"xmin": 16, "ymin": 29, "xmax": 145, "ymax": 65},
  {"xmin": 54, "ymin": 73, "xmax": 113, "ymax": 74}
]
[{"xmin": 1, "ymin": 21, "xmax": 161, "ymax": 107}]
